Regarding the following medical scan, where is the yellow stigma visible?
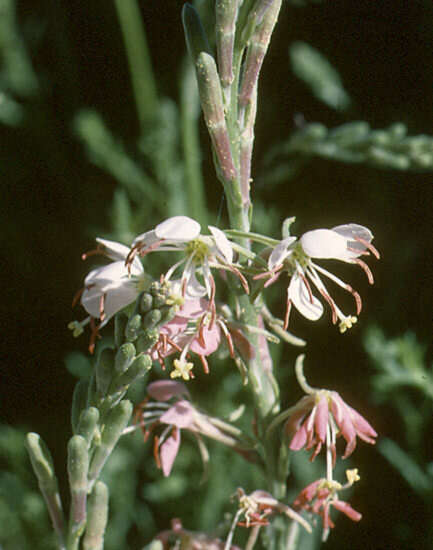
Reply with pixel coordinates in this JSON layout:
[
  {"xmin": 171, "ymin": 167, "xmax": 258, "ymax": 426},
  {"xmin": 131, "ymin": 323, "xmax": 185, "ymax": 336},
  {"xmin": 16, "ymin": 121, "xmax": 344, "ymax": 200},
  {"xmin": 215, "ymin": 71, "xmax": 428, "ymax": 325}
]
[
  {"xmin": 339, "ymin": 315, "xmax": 357, "ymax": 333},
  {"xmin": 170, "ymin": 359, "xmax": 194, "ymax": 381},
  {"xmin": 346, "ymin": 468, "xmax": 360, "ymax": 485},
  {"xmin": 184, "ymin": 238, "xmax": 210, "ymax": 263},
  {"xmin": 68, "ymin": 321, "xmax": 84, "ymax": 338}
]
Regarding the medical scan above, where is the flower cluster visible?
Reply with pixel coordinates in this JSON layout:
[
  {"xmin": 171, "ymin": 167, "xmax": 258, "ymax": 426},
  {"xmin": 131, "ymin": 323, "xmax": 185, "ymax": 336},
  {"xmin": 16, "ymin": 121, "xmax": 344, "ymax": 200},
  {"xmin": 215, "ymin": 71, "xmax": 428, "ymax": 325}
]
[
  {"xmin": 70, "ymin": 215, "xmax": 380, "ymax": 542},
  {"xmin": 71, "ymin": 216, "xmax": 379, "ymax": 363},
  {"xmin": 293, "ymin": 469, "xmax": 362, "ymax": 541},
  {"xmin": 131, "ymin": 380, "xmax": 249, "ymax": 477}
]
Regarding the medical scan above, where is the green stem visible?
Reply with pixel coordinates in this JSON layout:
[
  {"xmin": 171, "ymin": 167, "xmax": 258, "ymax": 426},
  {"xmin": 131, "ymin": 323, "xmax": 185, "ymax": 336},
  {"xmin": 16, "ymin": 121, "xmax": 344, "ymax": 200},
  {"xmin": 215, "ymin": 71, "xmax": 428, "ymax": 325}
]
[
  {"xmin": 180, "ymin": 60, "xmax": 208, "ymax": 226},
  {"xmin": 113, "ymin": 0, "xmax": 158, "ymax": 130}
]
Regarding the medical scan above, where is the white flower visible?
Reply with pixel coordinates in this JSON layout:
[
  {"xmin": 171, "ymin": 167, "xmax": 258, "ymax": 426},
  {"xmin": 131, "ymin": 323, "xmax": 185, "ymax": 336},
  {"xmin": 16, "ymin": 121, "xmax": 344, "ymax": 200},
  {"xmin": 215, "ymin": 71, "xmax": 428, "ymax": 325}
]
[
  {"xmin": 129, "ymin": 216, "xmax": 248, "ymax": 311},
  {"xmin": 78, "ymin": 238, "xmax": 150, "ymax": 328},
  {"xmin": 259, "ymin": 224, "xmax": 379, "ymax": 332}
]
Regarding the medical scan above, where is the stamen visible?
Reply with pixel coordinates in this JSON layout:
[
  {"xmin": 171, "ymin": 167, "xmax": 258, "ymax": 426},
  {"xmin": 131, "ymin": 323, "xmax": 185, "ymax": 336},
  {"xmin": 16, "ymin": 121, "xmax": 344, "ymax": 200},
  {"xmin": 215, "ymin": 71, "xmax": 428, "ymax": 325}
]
[
  {"xmin": 283, "ymin": 298, "xmax": 292, "ymax": 331},
  {"xmin": 88, "ymin": 317, "xmax": 100, "ymax": 354},
  {"xmin": 346, "ymin": 285, "xmax": 362, "ymax": 314},
  {"xmin": 299, "ymin": 272, "xmax": 314, "ymax": 304},
  {"xmin": 354, "ymin": 258, "xmax": 374, "ymax": 284},
  {"xmin": 81, "ymin": 245, "xmax": 104, "ymax": 261},
  {"xmin": 99, "ymin": 293, "xmax": 106, "ymax": 321},
  {"xmin": 218, "ymin": 321, "xmax": 235, "ymax": 358},
  {"xmin": 263, "ymin": 270, "xmax": 283, "ymax": 288},
  {"xmin": 354, "ymin": 237, "xmax": 380, "ymax": 259},
  {"xmin": 230, "ymin": 265, "xmax": 250, "ymax": 294},
  {"xmin": 318, "ymin": 290, "xmax": 338, "ymax": 324},
  {"xmin": 71, "ymin": 287, "xmax": 84, "ymax": 308},
  {"xmin": 199, "ymin": 354, "xmax": 209, "ymax": 374}
]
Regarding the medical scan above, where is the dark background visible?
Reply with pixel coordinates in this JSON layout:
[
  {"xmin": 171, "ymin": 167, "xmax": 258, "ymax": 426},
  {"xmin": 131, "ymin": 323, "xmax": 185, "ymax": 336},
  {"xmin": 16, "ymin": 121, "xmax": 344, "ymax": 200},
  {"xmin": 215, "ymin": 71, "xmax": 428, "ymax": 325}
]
[{"xmin": 1, "ymin": 1, "xmax": 432, "ymax": 548}]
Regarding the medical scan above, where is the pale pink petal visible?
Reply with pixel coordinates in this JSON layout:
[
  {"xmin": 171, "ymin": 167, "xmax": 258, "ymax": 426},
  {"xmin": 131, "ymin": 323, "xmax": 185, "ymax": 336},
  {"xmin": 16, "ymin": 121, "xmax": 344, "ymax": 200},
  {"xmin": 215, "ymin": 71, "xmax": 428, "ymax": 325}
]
[
  {"xmin": 189, "ymin": 324, "xmax": 221, "ymax": 355},
  {"xmin": 347, "ymin": 405, "xmax": 377, "ymax": 443},
  {"xmin": 159, "ymin": 428, "xmax": 181, "ymax": 476},
  {"xmin": 314, "ymin": 394, "xmax": 329, "ymax": 444},
  {"xmin": 288, "ymin": 274, "xmax": 324, "ymax": 321},
  {"xmin": 289, "ymin": 423, "xmax": 309, "ymax": 450},
  {"xmin": 159, "ymin": 400, "xmax": 196, "ymax": 429},
  {"xmin": 177, "ymin": 297, "xmax": 208, "ymax": 319},
  {"xmin": 147, "ymin": 380, "xmax": 189, "ymax": 401},
  {"xmin": 268, "ymin": 237, "xmax": 296, "ymax": 269},
  {"xmin": 208, "ymin": 226, "xmax": 233, "ymax": 264},
  {"xmin": 156, "ymin": 216, "xmax": 201, "ymax": 242},
  {"xmin": 300, "ymin": 229, "xmax": 348, "ymax": 260}
]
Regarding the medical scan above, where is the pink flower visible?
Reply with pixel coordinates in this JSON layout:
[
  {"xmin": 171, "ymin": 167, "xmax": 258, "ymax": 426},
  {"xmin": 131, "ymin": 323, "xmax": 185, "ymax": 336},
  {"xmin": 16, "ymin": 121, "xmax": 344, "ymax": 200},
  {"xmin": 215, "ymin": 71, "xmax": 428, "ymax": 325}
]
[
  {"xmin": 135, "ymin": 381, "xmax": 242, "ymax": 476},
  {"xmin": 285, "ymin": 390, "xmax": 377, "ymax": 461},
  {"xmin": 293, "ymin": 476, "xmax": 362, "ymax": 541},
  {"xmin": 151, "ymin": 296, "xmax": 222, "ymax": 379}
]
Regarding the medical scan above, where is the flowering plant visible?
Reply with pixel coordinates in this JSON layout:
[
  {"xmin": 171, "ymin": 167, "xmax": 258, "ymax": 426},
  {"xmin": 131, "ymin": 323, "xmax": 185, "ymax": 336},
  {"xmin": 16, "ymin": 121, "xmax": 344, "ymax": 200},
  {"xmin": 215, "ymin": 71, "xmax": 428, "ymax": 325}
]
[{"xmin": 22, "ymin": 2, "xmax": 405, "ymax": 550}]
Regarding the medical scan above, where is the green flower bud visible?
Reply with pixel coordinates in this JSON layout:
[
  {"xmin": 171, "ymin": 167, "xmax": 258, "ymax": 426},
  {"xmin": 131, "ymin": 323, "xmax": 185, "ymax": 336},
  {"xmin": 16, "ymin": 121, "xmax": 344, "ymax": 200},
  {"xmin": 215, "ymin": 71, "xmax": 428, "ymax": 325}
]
[
  {"xmin": 159, "ymin": 305, "xmax": 177, "ymax": 325},
  {"xmin": 26, "ymin": 433, "xmax": 65, "ymax": 538},
  {"xmin": 125, "ymin": 314, "xmax": 142, "ymax": 342},
  {"xmin": 96, "ymin": 348, "xmax": 115, "ymax": 395},
  {"xmin": 113, "ymin": 354, "xmax": 152, "ymax": 390},
  {"xmin": 135, "ymin": 328, "xmax": 159, "ymax": 354},
  {"xmin": 152, "ymin": 293, "xmax": 167, "ymax": 308},
  {"xmin": 77, "ymin": 407, "xmax": 100, "ymax": 447},
  {"xmin": 67, "ymin": 435, "xmax": 89, "ymax": 494},
  {"xmin": 143, "ymin": 309, "xmax": 162, "ymax": 329},
  {"xmin": 83, "ymin": 481, "xmax": 109, "ymax": 550},
  {"xmin": 88, "ymin": 400, "xmax": 133, "ymax": 484},
  {"xmin": 115, "ymin": 342, "xmax": 136, "ymax": 373},
  {"xmin": 140, "ymin": 292, "xmax": 153, "ymax": 313}
]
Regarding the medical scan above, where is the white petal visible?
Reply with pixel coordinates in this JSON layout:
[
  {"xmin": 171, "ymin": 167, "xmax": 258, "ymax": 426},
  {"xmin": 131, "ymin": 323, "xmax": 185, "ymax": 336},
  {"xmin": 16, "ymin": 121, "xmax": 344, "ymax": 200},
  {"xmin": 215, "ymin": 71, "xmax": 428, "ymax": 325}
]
[
  {"xmin": 156, "ymin": 216, "xmax": 201, "ymax": 242},
  {"xmin": 84, "ymin": 261, "xmax": 128, "ymax": 289},
  {"xmin": 268, "ymin": 237, "xmax": 296, "ymax": 269},
  {"xmin": 300, "ymin": 229, "xmax": 348, "ymax": 260},
  {"xmin": 288, "ymin": 273, "xmax": 323, "ymax": 320},
  {"xmin": 96, "ymin": 238, "xmax": 130, "ymax": 261},
  {"xmin": 332, "ymin": 223, "xmax": 373, "ymax": 258},
  {"xmin": 208, "ymin": 226, "xmax": 233, "ymax": 264},
  {"xmin": 102, "ymin": 284, "xmax": 140, "ymax": 321},
  {"xmin": 185, "ymin": 271, "xmax": 207, "ymax": 298},
  {"xmin": 131, "ymin": 229, "xmax": 158, "ymax": 248}
]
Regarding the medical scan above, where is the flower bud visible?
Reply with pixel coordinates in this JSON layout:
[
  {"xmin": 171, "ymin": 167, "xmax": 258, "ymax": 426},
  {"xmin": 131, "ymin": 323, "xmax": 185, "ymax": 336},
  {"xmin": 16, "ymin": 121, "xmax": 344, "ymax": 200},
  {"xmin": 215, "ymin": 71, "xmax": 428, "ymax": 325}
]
[
  {"xmin": 135, "ymin": 328, "xmax": 159, "ymax": 353},
  {"xmin": 114, "ymin": 342, "xmax": 136, "ymax": 373},
  {"xmin": 152, "ymin": 293, "xmax": 167, "ymax": 309},
  {"xmin": 113, "ymin": 354, "xmax": 152, "ymax": 390},
  {"xmin": 77, "ymin": 407, "xmax": 100, "ymax": 447},
  {"xmin": 140, "ymin": 292, "xmax": 153, "ymax": 313},
  {"xmin": 96, "ymin": 348, "xmax": 115, "ymax": 395},
  {"xmin": 88, "ymin": 400, "xmax": 133, "ymax": 484},
  {"xmin": 125, "ymin": 314, "xmax": 142, "ymax": 342},
  {"xmin": 82, "ymin": 481, "xmax": 109, "ymax": 550},
  {"xmin": 68, "ymin": 435, "xmax": 89, "ymax": 487},
  {"xmin": 143, "ymin": 309, "xmax": 162, "ymax": 329}
]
